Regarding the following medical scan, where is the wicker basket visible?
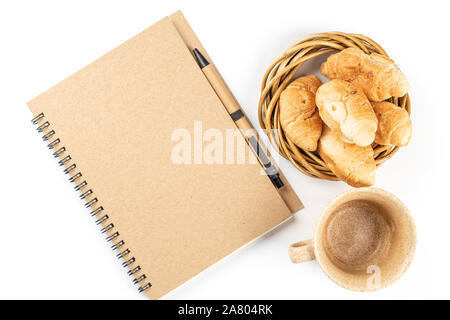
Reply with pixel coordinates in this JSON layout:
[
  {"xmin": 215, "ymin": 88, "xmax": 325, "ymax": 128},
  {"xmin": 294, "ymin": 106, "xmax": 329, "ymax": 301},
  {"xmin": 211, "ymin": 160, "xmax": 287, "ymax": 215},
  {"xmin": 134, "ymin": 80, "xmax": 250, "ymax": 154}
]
[{"xmin": 258, "ymin": 32, "xmax": 411, "ymax": 181}]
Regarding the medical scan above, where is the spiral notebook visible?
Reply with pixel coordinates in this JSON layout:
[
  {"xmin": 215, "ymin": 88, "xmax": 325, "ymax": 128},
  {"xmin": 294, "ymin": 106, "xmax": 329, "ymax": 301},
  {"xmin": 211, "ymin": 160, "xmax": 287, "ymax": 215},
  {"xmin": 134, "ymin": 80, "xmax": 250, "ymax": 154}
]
[{"xmin": 27, "ymin": 11, "xmax": 302, "ymax": 299}]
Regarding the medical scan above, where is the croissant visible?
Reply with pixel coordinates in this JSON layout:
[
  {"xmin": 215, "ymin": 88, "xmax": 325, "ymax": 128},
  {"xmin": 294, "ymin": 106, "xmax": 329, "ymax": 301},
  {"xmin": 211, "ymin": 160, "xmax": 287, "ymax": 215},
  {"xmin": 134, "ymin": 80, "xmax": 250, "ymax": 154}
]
[
  {"xmin": 280, "ymin": 75, "xmax": 323, "ymax": 151},
  {"xmin": 321, "ymin": 48, "xmax": 410, "ymax": 101},
  {"xmin": 318, "ymin": 126, "xmax": 376, "ymax": 187},
  {"xmin": 372, "ymin": 101, "xmax": 412, "ymax": 146},
  {"xmin": 315, "ymin": 79, "xmax": 377, "ymax": 147}
]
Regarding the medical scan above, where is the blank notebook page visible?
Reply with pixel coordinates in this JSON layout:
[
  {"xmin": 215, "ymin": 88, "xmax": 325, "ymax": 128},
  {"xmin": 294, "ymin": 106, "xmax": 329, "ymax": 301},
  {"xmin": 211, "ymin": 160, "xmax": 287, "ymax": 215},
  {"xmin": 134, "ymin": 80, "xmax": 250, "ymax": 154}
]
[{"xmin": 27, "ymin": 17, "xmax": 291, "ymax": 299}]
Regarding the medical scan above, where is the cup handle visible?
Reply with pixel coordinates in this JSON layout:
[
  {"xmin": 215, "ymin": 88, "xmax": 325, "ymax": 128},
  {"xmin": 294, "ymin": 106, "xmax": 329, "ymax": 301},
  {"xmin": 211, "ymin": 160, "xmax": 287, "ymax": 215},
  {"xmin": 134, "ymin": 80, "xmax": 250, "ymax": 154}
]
[{"xmin": 289, "ymin": 239, "xmax": 315, "ymax": 263}]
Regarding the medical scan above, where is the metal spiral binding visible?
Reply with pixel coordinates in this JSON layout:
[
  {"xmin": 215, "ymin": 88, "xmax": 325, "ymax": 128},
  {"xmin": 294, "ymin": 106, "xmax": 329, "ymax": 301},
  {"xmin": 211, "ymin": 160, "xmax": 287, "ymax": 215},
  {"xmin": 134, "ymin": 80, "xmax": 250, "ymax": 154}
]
[{"xmin": 31, "ymin": 112, "xmax": 152, "ymax": 294}]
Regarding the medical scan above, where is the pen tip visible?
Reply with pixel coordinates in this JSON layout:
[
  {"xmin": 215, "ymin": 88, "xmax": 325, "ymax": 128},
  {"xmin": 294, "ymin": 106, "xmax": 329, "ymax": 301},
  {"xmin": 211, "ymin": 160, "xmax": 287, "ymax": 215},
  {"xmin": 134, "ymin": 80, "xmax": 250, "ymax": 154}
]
[{"xmin": 193, "ymin": 48, "xmax": 210, "ymax": 69}]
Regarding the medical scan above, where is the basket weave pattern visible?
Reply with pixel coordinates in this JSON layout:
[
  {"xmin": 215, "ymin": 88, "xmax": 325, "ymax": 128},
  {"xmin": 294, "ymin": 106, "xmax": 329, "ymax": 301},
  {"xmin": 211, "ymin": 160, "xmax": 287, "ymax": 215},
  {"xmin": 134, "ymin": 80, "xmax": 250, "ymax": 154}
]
[{"xmin": 258, "ymin": 32, "xmax": 411, "ymax": 181}]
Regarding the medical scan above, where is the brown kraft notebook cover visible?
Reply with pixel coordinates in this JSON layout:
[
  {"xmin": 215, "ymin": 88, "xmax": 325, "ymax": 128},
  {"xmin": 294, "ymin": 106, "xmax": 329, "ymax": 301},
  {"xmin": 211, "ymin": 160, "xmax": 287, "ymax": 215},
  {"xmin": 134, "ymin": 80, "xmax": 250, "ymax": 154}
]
[{"xmin": 27, "ymin": 11, "xmax": 301, "ymax": 299}]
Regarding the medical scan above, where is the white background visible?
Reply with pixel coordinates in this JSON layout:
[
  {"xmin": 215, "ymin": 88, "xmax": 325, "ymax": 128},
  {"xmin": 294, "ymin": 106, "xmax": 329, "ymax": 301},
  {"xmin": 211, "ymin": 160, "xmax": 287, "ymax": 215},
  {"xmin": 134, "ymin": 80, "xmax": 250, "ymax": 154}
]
[{"xmin": 0, "ymin": 0, "xmax": 449, "ymax": 300}]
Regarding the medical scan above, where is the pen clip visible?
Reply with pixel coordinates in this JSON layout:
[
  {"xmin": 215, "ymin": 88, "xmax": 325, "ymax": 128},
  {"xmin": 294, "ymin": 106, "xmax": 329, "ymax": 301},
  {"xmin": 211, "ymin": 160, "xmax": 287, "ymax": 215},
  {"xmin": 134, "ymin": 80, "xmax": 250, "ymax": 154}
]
[{"xmin": 248, "ymin": 136, "xmax": 284, "ymax": 189}]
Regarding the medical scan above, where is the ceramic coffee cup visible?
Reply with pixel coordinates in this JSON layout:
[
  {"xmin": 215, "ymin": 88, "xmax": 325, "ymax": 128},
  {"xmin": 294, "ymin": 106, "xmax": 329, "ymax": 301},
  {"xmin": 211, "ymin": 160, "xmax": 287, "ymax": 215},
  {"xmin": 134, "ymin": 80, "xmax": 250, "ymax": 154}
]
[{"xmin": 289, "ymin": 188, "xmax": 416, "ymax": 291}]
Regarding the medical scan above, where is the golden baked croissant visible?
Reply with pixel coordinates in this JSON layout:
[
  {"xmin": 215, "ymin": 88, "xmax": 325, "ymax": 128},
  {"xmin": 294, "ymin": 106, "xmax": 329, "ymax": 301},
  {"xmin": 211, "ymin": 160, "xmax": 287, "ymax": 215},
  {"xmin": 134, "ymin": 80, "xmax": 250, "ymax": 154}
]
[
  {"xmin": 372, "ymin": 101, "xmax": 412, "ymax": 146},
  {"xmin": 280, "ymin": 75, "xmax": 323, "ymax": 151},
  {"xmin": 318, "ymin": 126, "xmax": 376, "ymax": 187},
  {"xmin": 321, "ymin": 48, "xmax": 410, "ymax": 101},
  {"xmin": 315, "ymin": 79, "xmax": 378, "ymax": 147}
]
